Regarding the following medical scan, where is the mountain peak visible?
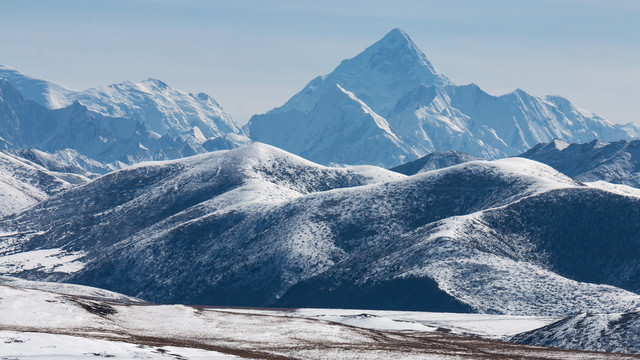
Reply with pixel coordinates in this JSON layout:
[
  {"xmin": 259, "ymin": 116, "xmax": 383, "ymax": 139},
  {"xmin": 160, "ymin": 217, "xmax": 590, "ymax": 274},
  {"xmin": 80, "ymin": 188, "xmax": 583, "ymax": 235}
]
[
  {"xmin": 270, "ymin": 29, "xmax": 451, "ymax": 117},
  {"xmin": 378, "ymin": 28, "xmax": 412, "ymax": 45},
  {"xmin": 355, "ymin": 28, "xmax": 446, "ymax": 78},
  {"xmin": 144, "ymin": 78, "xmax": 169, "ymax": 89},
  {"xmin": 375, "ymin": 28, "xmax": 420, "ymax": 52}
]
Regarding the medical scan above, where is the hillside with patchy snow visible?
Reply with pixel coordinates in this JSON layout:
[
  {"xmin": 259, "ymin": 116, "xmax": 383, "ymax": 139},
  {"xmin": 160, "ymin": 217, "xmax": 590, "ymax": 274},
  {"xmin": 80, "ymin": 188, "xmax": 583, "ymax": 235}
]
[
  {"xmin": 512, "ymin": 311, "xmax": 640, "ymax": 354},
  {"xmin": 1, "ymin": 144, "xmax": 640, "ymax": 316},
  {"xmin": 2, "ymin": 278, "xmax": 637, "ymax": 359},
  {"xmin": 521, "ymin": 139, "xmax": 640, "ymax": 188},
  {"xmin": 0, "ymin": 150, "xmax": 90, "ymax": 216},
  {"xmin": 389, "ymin": 150, "xmax": 481, "ymax": 175}
]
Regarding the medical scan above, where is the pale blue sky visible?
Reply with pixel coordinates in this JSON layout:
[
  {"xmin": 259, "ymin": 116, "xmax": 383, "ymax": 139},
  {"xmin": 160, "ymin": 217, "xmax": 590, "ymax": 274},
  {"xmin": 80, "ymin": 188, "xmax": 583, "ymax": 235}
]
[{"xmin": 1, "ymin": 0, "xmax": 638, "ymax": 125}]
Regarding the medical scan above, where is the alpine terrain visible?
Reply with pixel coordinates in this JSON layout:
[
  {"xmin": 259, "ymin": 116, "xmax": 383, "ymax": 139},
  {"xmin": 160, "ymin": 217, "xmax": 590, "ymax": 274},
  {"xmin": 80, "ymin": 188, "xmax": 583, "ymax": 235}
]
[
  {"xmin": 511, "ymin": 311, "xmax": 640, "ymax": 354},
  {"xmin": 0, "ymin": 79, "xmax": 234, "ymax": 172},
  {"xmin": 0, "ymin": 65, "xmax": 248, "ymax": 171},
  {"xmin": 3, "ymin": 276, "xmax": 639, "ymax": 359},
  {"xmin": 2, "ymin": 143, "xmax": 640, "ymax": 318},
  {"xmin": 389, "ymin": 150, "xmax": 481, "ymax": 175},
  {"xmin": 521, "ymin": 138, "xmax": 640, "ymax": 188},
  {"xmin": 246, "ymin": 29, "xmax": 639, "ymax": 167},
  {"xmin": 2, "ymin": 24, "xmax": 640, "ymax": 360},
  {"xmin": 0, "ymin": 149, "xmax": 91, "ymax": 216}
]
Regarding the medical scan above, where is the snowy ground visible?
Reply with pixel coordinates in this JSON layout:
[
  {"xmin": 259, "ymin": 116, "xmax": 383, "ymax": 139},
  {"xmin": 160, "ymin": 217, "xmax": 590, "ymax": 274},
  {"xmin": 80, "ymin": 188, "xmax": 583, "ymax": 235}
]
[
  {"xmin": 218, "ymin": 307, "xmax": 558, "ymax": 338},
  {"xmin": 2, "ymin": 280, "xmax": 640, "ymax": 359},
  {"xmin": 0, "ymin": 248, "xmax": 85, "ymax": 274},
  {"xmin": 0, "ymin": 330, "xmax": 242, "ymax": 360}
]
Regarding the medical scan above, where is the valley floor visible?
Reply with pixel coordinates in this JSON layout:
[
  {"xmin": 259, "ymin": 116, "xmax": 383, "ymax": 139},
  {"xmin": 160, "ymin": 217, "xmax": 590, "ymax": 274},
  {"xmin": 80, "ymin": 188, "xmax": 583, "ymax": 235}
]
[{"xmin": 2, "ymin": 283, "xmax": 639, "ymax": 360}]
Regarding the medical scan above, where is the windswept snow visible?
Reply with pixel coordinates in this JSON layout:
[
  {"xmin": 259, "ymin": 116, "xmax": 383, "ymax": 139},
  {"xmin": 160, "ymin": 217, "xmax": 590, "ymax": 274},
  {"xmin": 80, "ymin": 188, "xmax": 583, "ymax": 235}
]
[
  {"xmin": 1, "ymin": 282, "xmax": 636, "ymax": 359},
  {"xmin": 0, "ymin": 331, "xmax": 243, "ymax": 360},
  {"xmin": 0, "ymin": 276, "xmax": 143, "ymax": 303},
  {"xmin": 222, "ymin": 307, "xmax": 558, "ymax": 338},
  {"xmin": 0, "ymin": 248, "xmax": 85, "ymax": 274}
]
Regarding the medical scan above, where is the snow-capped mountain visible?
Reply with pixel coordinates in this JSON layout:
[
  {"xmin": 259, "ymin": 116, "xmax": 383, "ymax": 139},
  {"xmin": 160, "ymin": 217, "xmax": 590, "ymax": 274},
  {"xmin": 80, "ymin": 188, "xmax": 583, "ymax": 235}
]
[
  {"xmin": 511, "ymin": 311, "xmax": 640, "ymax": 354},
  {"xmin": 0, "ymin": 65, "xmax": 74, "ymax": 109},
  {"xmin": 3, "ymin": 143, "xmax": 640, "ymax": 316},
  {"xmin": 8, "ymin": 148, "xmax": 113, "ymax": 175},
  {"xmin": 0, "ymin": 79, "xmax": 216, "ymax": 171},
  {"xmin": 521, "ymin": 139, "xmax": 640, "ymax": 188},
  {"xmin": 0, "ymin": 149, "xmax": 91, "ymax": 216},
  {"xmin": 271, "ymin": 28, "xmax": 451, "ymax": 118},
  {"xmin": 246, "ymin": 28, "xmax": 639, "ymax": 167},
  {"xmin": 389, "ymin": 151, "xmax": 481, "ymax": 175},
  {"xmin": 248, "ymin": 84, "xmax": 414, "ymax": 166},
  {"xmin": 0, "ymin": 64, "xmax": 244, "ymax": 143}
]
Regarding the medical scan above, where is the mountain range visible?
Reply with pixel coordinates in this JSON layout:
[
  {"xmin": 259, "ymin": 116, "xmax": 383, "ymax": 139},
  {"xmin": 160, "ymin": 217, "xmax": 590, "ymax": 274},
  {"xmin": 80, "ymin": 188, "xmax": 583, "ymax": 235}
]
[
  {"xmin": 2, "ymin": 29, "xmax": 638, "ymax": 170},
  {"xmin": 246, "ymin": 29, "xmax": 639, "ymax": 167},
  {"xmin": 396, "ymin": 138, "xmax": 640, "ymax": 190},
  {"xmin": 2, "ymin": 143, "xmax": 640, "ymax": 317},
  {"xmin": 0, "ymin": 79, "xmax": 239, "ymax": 171},
  {"xmin": 3, "ymin": 27, "xmax": 640, "ymax": 358},
  {"xmin": 0, "ymin": 66, "xmax": 248, "ymax": 172},
  {"xmin": 521, "ymin": 138, "xmax": 640, "ymax": 188},
  {"xmin": 0, "ymin": 64, "xmax": 242, "ymax": 140}
]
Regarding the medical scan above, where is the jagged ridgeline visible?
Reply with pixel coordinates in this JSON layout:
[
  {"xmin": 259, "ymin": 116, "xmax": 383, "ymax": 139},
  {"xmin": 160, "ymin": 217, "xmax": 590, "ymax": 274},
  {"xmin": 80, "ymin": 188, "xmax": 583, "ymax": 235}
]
[
  {"xmin": 2, "ymin": 27, "xmax": 640, "ymax": 322},
  {"xmin": 0, "ymin": 66, "xmax": 248, "ymax": 172},
  {"xmin": 2, "ymin": 29, "xmax": 638, "ymax": 170},
  {"xmin": 246, "ymin": 29, "xmax": 639, "ymax": 167}
]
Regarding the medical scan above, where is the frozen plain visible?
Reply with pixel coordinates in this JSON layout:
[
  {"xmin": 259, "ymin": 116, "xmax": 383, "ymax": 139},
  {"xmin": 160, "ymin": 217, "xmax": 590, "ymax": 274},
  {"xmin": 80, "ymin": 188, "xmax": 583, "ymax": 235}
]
[{"xmin": 2, "ymin": 278, "xmax": 640, "ymax": 360}]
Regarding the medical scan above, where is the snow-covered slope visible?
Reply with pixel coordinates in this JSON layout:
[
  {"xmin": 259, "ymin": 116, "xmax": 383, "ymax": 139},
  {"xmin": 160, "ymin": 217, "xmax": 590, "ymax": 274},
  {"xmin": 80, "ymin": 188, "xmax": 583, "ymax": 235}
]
[
  {"xmin": 246, "ymin": 29, "xmax": 639, "ymax": 167},
  {"xmin": 3, "ymin": 144, "xmax": 640, "ymax": 316},
  {"xmin": 521, "ymin": 139, "xmax": 640, "ymax": 188},
  {"xmin": 0, "ymin": 79, "xmax": 214, "ymax": 171},
  {"xmin": 0, "ymin": 331, "xmax": 239, "ymax": 360},
  {"xmin": 0, "ymin": 150, "xmax": 90, "ymax": 216},
  {"xmin": 511, "ymin": 311, "xmax": 640, "ymax": 354},
  {"xmin": 389, "ymin": 150, "xmax": 481, "ymax": 175},
  {"xmin": 0, "ymin": 65, "xmax": 74, "ymax": 108},
  {"xmin": 0, "ymin": 276, "xmax": 143, "ymax": 303},
  {"xmin": 1, "ymin": 281, "xmax": 635, "ymax": 359},
  {"xmin": 7, "ymin": 148, "xmax": 112, "ymax": 175},
  {"xmin": 249, "ymin": 84, "xmax": 415, "ymax": 166},
  {"xmin": 5, "ymin": 148, "xmax": 94, "ymax": 177},
  {"xmin": 389, "ymin": 84, "xmax": 638, "ymax": 159},
  {"xmin": 0, "ymin": 64, "xmax": 243, "ymax": 143},
  {"xmin": 272, "ymin": 28, "xmax": 451, "ymax": 117}
]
